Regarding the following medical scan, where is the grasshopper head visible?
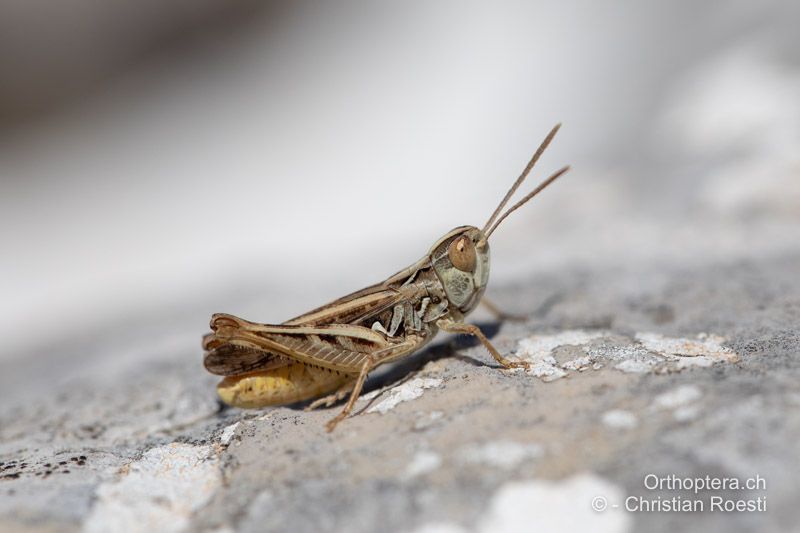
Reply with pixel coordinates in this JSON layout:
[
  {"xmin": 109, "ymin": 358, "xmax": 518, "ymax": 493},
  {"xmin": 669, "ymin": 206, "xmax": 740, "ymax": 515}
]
[
  {"xmin": 430, "ymin": 226, "xmax": 490, "ymax": 315},
  {"xmin": 430, "ymin": 124, "xmax": 570, "ymax": 317}
]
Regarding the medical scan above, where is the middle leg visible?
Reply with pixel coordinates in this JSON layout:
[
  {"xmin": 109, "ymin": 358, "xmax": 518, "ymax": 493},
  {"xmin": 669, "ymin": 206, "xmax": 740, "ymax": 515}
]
[
  {"xmin": 437, "ymin": 318, "xmax": 530, "ymax": 370},
  {"xmin": 305, "ymin": 380, "xmax": 356, "ymax": 411}
]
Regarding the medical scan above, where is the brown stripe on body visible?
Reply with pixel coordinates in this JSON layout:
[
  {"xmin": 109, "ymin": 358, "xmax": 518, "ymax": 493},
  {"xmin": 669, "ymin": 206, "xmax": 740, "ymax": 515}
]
[{"xmin": 285, "ymin": 290, "xmax": 401, "ymax": 326}]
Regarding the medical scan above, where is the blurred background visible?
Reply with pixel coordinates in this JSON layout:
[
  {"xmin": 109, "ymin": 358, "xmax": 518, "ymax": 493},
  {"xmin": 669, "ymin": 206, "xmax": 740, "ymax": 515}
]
[{"xmin": 1, "ymin": 0, "xmax": 798, "ymax": 370}]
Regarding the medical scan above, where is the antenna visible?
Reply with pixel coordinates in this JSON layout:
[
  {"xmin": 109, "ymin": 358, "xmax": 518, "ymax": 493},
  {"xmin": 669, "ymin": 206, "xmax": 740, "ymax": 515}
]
[
  {"xmin": 484, "ymin": 165, "xmax": 570, "ymax": 238},
  {"xmin": 482, "ymin": 123, "xmax": 562, "ymax": 235}
]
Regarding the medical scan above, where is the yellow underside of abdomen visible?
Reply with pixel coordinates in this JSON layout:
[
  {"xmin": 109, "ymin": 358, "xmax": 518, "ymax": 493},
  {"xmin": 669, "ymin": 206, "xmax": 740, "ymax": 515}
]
[{"xmin": 216, "ymin": 363, "xmax": 354, "ymax": 408}]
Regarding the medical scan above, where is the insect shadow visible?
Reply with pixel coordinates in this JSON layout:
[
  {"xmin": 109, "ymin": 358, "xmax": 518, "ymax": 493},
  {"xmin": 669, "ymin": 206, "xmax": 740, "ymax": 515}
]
[{"xmin": 291, "ymin": 319, "xmax": 504, "ymax": 414}]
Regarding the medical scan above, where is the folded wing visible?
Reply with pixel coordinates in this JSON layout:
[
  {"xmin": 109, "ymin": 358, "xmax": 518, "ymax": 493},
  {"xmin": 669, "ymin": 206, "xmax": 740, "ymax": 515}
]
[
  {"xmin": 204, "ymin": 275, "xmax": 420, "ymax": 376},
  {"xmin": 204, "ymin": 311, "xmax": 407, "ymax": 375}
]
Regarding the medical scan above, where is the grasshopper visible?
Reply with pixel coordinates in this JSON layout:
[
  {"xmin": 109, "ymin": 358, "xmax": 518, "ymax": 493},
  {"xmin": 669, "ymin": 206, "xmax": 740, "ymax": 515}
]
[{"xmin": 203, "ymin": 124, "xmax": 569, "ymax": 432}]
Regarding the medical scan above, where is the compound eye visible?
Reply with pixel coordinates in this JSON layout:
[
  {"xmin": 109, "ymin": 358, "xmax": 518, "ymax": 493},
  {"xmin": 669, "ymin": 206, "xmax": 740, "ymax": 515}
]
[{"xmin": 448, "ymin": 235, "xmax": 476, "ymax": 272}]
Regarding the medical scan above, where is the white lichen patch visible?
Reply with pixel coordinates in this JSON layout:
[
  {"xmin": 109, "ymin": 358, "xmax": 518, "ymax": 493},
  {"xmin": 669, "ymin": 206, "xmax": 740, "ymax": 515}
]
[
  {"xmin": 514, "ymin": 331, "xmax": 609, "ymax": 382},
  {"xmin": 653, "ymin": 384, "xmax": 706, "ymax": 421},
  {"xmin": 457, "ymin": 440, "xmax": 543, "ymax": 469},
  {"xmin": 404, "ymin": 450, "xmax": 442, "ymax": 479},
  {"xmin": 84, "ymin": 443, "xmax": 222, "ymax": 533},
  {"xmin": 653, "ymin": 385, "xmax": 703, "ymax": 410},
  {"xmin": 477, "ymin": 474, "xmax": 631, "ymax": 533},
  {"xmin": 673, "ymin": 404, "xmax": 702, "ymax": 422},
  {"xmin": 366, "ymin": 378, "xmax": 443, "ymax": 414},
  {"xmin": 513, "ymin": 330, "xmax": 739, "ymax": 382},
  {"xmin": 602, "ymin": 410, "xmax": 638, "ymax": 430},
  {"xmin": 527, "ymin": 357, "xmax": 567, "ymax": 382},
  {"xmin": 219, "ymin": 422, "xmax": 240, "ymax": 446},
  {"xmin": 561, "ymin": 355, "xmax": 593, "ymax": 371},
  {"xmin": 635, "ymin": 332, "xmax": 738, "ymax": 361},
  {"xmin": 516, "ymin": 330, "xmax": 609, "ymax": 361},
  {"xmin": 588, "ymin": 343, "xmax": 666, "ymax": 374},
  {"xmin": 613, "ymin": 359, "xmax": 658, "ymax": 374},
  {"xmin": 675, "ymin": 356, "xmax": 714, "ymax": 369}
]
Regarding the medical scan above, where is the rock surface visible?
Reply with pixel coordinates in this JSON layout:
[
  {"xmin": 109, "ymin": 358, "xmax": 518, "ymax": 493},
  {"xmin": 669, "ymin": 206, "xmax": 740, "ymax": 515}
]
[
  {"xmin": 1, "ymin": 6, "xmax": 799, "ymax": 531},
  {"xmin": 1, "ymin": 252, "xmax": 798, "ymax": 533}
]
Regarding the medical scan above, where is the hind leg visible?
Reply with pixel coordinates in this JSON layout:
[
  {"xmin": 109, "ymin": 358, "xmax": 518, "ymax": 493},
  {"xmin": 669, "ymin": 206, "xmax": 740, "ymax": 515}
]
[{"xmin": 325, "ymin": 356, "xmax": 374, "ymax": 432}]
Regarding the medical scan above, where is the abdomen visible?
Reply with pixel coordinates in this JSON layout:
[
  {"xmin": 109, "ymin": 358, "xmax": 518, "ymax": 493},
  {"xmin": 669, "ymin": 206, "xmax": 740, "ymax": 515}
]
[{"xmin": 216, "ymin": 363, "xmax": 354, "ymax": 408}]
